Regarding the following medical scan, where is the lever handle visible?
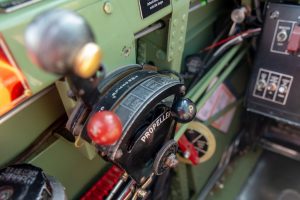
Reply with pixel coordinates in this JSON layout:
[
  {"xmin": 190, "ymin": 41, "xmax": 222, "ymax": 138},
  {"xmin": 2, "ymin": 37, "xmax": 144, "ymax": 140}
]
[
  {"xmin": 171, "ymin": 98, "xmax": 196, "ymax": 123},
  {"xmin": 87, "ymin": 111, "xmax": 123, "ymax": 145},
  {"xmin": 25, "ymin": 9, "xmax": 102, "ymax": 78}
]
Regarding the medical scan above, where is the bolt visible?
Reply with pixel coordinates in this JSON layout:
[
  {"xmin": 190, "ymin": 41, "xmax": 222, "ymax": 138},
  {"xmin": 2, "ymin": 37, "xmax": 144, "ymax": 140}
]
[
  {"xmin": 0, "ymin": 187, "xmax": 13, "ymax": 200},
  {"xmin": 137, "ymin": 189, "xmax": 147, "ymax": 198},
  {"xmin": 216, "ymin": 181, "xmax": 224, "ymax": 189},
  {"xmin": 103, "ymin": 2, "xmax": 113, "ymax": 14},
  {"xmin": 122, "ymin": 46, "xmax": 131, "ymax": 57},
  {"xmin": 24, "ymin": 89, "xmax": 32, "ymax": 97},
  {"xmin": 78, "ymin": 89, "xmax": 85, "ymax": 96},
  {"xmin": 183, "ymin": 151, "xmax": 190, "ymax": 159},
  {"xmin": 165, "ymin": 154, "xmax": 179, "ymax": 168},
  {"xmin": 115, "ymin": 149, "xmax": 123, "ymax": 159},
  {"xmin": 140, "ymin": 176, "xmax": 146, "ymax": 183},
  {"xmin": 270, "ymin": 10, "xmax": 279, "ymax": 19},
  {"xmin": 100, "ymin": 152, "xmax": 106, "ymax": 157},
  {"xmin": 179, "ymin": 85, "xmax": 186, "ymax": 96}
]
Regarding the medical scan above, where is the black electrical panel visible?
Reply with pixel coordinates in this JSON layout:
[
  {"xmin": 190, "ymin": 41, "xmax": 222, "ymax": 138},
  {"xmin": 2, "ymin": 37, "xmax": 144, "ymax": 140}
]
[{"xmin": 247, "ymin": 3, "xmax": 300, "ymax": 126}]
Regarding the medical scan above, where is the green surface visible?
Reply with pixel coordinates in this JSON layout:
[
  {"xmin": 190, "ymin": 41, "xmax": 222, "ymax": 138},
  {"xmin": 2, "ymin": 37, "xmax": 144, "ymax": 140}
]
[
  {"xmin": 171, "ymin": 47, "xmax": 251, "ymax": 199},
  {"xmin": 206, "ymin": 148, "xmax": 263, "ymax": 200},
  {"xmin": 0, "ymin": 88, "xmax": 64, "ymax": 167},
  {"xmin": 0, "ymin": 0, "xmax": 175, "ymax": 95},
  {"xmin": 175, "ymin": 45, "xmax": 244, "ymax": 141},
  {"xmin": 0, "ymin": 0, "xmax": 258, "ymax": 199},
  {"xmin": 138, "ymin": 0, "xmax": 224, "ymax": 72},
  {"xmin": 0, "ymin": 0, "xmax": 98, "ymax": 94},
  {"xmin": 30, "ymin": 138, "xmax": 108, "ymax": 199}
]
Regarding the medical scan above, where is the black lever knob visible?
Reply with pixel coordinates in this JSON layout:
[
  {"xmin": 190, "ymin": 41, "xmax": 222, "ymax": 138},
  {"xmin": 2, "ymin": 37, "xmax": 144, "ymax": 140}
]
[
  {"xmin": 25, "ymin": 9, "xmax": 102, "ymax": 78},
  {"xmin": 171, "ymin": 98, "xmax": 196, "ymax": 123}
]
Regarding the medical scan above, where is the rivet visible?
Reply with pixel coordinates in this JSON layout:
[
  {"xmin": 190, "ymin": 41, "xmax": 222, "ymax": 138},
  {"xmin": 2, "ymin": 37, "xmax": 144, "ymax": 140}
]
[
  {"xmin": 122, "ymin": 46, "xmax": 131, "ymax": 57},
  {"xmin": 173, "ymin": 19, "xmax": 178, "ymax": 26},
  {"xmin": 156, "ymin": 50, "xmax": 166, "ymax": 60},
  {"xmin": 180, "ymin": 26, "xmax": 185, "ymax": 33}
]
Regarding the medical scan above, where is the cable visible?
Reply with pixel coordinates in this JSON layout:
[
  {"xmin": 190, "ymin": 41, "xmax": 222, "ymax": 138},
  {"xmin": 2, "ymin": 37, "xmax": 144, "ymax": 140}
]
[
  {"xmin": 202, "ymin": 21, "xmax": 232, "ymax": 64},
  {"xmin": 201, "ymin": 28, "xmax": 261, "ymax": 52},
  {"xmin": 213, "ymin": 28, "xmax": 261, "ymax": 57},
  {"xmin": 254, "ymin": 0, "xmax": 263, "ymax": 23},
  {"xmin": 187, "ymin": 28, "xmax": 261, "ymax": 90}
]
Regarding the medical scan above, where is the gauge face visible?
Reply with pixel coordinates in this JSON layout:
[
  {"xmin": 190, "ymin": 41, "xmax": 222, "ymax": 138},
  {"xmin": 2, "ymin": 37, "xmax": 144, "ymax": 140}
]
[
  {"xmin": 178, "ymin": 121, "xmax": 216, "ymax": 164},
  {"xmin": 185, "ymin": 54, "xmax": 203, "ymax": 74},
  {"xmin": 185, "ymin": 129, "xmax": 209, "ymax": 158}
]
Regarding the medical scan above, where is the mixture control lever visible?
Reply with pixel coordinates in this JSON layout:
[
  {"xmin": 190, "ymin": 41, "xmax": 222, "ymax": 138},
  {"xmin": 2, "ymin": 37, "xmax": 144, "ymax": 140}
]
[
  {"xmin": 25, "ymin": 9, "xmax": 104, "ymax": 107},
  {"xmin": 25, "ymin": 9, "xmax": 102, "ymax": 78}
]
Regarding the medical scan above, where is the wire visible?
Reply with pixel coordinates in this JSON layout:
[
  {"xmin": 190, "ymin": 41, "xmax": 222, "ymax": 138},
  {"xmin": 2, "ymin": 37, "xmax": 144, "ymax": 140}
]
[
  {"xmin": 187, "ymin": 28, "xmax": 261, "ymax": 90},
  {"xmin": 203, "ymin": 21, "xmax": 232, "ymax": 64},
  {"xmin": 201, "ymin": 28, "xmax": 261, "ymax": 52},
  {"xmin": 254, "ymin": 0, "xmax": 263, "ymax": 23},
  {"xmin": 213, "ymin": 28, "xmax": 261, "ymax": 57}
]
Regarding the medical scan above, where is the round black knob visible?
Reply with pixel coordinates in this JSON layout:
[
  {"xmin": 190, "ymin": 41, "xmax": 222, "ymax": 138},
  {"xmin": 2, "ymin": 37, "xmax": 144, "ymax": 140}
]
[
  {"xmin": 25, "ymin": 9, "xmax": 99, "ymax": 77},
  {"xmin": 171, "ymin": 98, "xmax": 196, "ymax": 123}
]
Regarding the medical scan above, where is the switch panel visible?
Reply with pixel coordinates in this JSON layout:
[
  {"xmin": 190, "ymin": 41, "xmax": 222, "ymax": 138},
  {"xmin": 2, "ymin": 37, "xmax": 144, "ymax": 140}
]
[
  {"xmin": 253, "ymin": 69, "xmax": 293, "ymax": 105},
  {"xmin": 271, "ymin": 20, "xmax": 294, "ymax": 54},
  {"xmin": 247, "ymin": 3, "xmax": 300, "ymax": 126}
]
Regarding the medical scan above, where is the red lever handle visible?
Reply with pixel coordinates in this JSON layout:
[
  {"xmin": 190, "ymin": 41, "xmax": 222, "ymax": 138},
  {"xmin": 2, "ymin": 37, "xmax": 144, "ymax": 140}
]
[
  {"xmin": 87, "ymin": 111, "xmax": 122, "ymax": 145},
  {"xmin": 178, "ymin": 135, "xmax": 200, "ymax": 165}
]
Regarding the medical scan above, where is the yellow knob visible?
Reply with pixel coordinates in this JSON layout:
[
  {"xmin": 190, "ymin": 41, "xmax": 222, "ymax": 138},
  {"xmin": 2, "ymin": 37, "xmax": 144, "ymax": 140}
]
[{"xmin": 74, "ymin": 43, "xmax": 102, "ymax": 79}]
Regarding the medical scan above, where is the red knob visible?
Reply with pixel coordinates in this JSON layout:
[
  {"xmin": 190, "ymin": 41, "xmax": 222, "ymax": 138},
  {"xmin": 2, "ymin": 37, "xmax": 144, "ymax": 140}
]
[{"xmin": 87, "ymin": 111, "xmax": 122, "ymax": 145}]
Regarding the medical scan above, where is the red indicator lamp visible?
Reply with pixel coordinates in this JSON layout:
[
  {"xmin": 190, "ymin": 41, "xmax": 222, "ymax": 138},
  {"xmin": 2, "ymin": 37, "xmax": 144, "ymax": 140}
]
[
  {"xmin": 87, "ymin": 111, "xmax": 122, "ymax": 145},
  {"xmin": 0, "ymin": 35, "xmax": 30, "ymax": 116}
]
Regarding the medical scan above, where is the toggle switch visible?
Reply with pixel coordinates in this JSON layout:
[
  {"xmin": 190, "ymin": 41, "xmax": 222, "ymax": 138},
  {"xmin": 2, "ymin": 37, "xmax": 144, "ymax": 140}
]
[
  {"xmin": 287, "ymin": 25, "xmax": 300, "ymax": 53},
  {"xmin": 278, "ymin": 85, "xmax": 288, "ymax": 94},
  {"xmin": 257, "ymin": 79, "xmax": 267, "ymax": 91},
  {"xmin": 267, "ymin": 82, "xmax": 277, "ymax": 92},
  {"xmin": 277, "ymin": 30, "xmax": 288, "ymax": 42}
]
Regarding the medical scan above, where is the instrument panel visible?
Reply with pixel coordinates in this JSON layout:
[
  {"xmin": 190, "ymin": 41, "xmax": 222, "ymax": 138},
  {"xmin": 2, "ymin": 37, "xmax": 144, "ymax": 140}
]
[{"xmin": 247, "ymin": 3, "xmax": 300, "ymax": 126}]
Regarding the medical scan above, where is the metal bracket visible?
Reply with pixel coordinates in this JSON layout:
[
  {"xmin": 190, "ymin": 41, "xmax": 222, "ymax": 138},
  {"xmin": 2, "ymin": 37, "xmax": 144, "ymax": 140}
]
[{"xmin": 167, "ymin": 0, "xmax": 190, "ymax": 71}]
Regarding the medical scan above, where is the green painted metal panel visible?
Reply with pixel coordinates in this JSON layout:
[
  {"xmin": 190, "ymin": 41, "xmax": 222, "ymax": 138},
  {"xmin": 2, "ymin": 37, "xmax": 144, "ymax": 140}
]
[
  {"xmin": 206, "ymin": 149, "xmax": 263, "ymax": 200},
  {"xmin": 0, "ymin": 0, "xmax": 98, "ymax": 94},
  {"xmin": 0, "ymin": 87, "xmax": 64, "ymax": 167},
  {"xmin": 30, "ymin": 138, "xmax": 108, "ymax": 199}
]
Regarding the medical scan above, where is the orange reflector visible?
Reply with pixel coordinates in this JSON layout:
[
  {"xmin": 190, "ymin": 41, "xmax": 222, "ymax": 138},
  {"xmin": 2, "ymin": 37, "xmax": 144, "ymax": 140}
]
[{"xmin": 0, "ymin": 35, "xmax": 30, "ymax": 116}]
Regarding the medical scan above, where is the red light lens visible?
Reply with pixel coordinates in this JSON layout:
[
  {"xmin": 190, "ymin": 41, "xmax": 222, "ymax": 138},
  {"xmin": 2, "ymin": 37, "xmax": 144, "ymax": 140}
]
[{"xmin": 0, "ymin": 35, "xmax": 30, "ymax": 116}]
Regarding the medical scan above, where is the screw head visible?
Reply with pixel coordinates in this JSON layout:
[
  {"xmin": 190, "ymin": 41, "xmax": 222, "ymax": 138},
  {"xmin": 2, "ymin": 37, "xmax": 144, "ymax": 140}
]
[
  {"xmin": 270, "ymin": 10, "xmax": 279, "ymax": 19},
  {"xmin": 103, "ymin": 2, "xmax": 113, "ymax": 14},
  {"xmin": 165, "ymin": 153, "xmax": 179, "ymax": 168}
]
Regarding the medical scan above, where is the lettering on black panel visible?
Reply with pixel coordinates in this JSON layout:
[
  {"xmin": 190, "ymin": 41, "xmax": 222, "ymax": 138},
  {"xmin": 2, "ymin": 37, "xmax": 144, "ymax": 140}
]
[{"xmin": 138, "ymin": 0, "xmax": 170, "ymax": 19}]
